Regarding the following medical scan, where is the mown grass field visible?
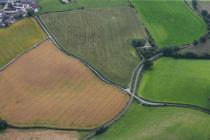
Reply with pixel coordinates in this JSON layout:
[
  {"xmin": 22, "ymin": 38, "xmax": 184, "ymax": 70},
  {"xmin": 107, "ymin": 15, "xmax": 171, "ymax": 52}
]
[
  {"xmin": 0, "ymin": 129, "xmax": 85, "ymax": 140},
  {"xmin": 40, "ymin": 8, "xmax": 146, "ymax": 87},
  {"xmin": 132, "ymin": 0, "xmax": 207, "ymax": 47},
  {"xmin": 37, "ymin": 0, "xmax": 128, "ymax": 14},
  {"xmin": 0, "ymin": 40, "xmax": 129, "ymax": 129},
  {"xmin": 93, "ymin": 103, "xmax": 210, "ymax": 140},
  {"xmin": 0, "ymin": 17, "xmax": 46, "ymax": 68},
  {"xmin": 138, "ymin": 58, "xmax": 210, "ymax": 109}
]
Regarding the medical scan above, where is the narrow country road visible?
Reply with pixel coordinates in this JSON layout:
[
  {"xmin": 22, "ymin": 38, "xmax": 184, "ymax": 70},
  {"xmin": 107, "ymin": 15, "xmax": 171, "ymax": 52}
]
[
  {"xmin": 35, "ymin": 15, "xmax": 210, "ymax": 111},
  {"xmin": 35, "ymin": 15, "xmax": 165, "ymax": 106}
]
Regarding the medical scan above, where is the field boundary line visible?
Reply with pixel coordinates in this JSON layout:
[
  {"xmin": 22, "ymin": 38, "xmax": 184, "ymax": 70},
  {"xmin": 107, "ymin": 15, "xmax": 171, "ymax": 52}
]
[
  {"xmin": 34, "ymin": 15, "xmax": 129, "ymax": 90},
  {"xmin": 0, "ymin": 5, "xmax": 208, "ymax": 139},
  {"xmin": 83, "ymin": 52, "xmax": 210, "ymax": 139},
  {"xmin": 35, "ymin": 14, "xmax": 210, "ymax": 114},
  {"xmin": 34, "ymin": 15, "xmax": 136, "ymax": 132},
  {"xmin": 1, "ymin": 36, "xmax": 132, "ymax": 132},
  {"xmin": 0, "ymin": 37, "xmax": 49, "ymax": 72},
  {"xmin": 36, "ymin": 6, "xmax": 129, "ymax": 16},
  {"xmin": 81, "ymin": 97, "xmax": 134, "ymax": 140},
  {"xmin": 0, "ymin": 37, "xmax": 98, "ymax": 131},
  {"xmin": 133, "ymin": 0, "xmax": 205, "ymax": 49},
  {"xmin": 184, "ymin": 0, "xmax": 203, "ymax": 18},
  {"xmin": 35, "ymin": 15, "xmax": 142, "ymax": 135},
  {"xmin": 7, "ymin": 125, "xmax": 92, "ymax": 132},
  {"xmin": 134, "ymin": 53, "xmax": 210, "ymax": 114},
  {"xmin": 34, "ymin": 15, "xmax": 210, "ymax": 140}
]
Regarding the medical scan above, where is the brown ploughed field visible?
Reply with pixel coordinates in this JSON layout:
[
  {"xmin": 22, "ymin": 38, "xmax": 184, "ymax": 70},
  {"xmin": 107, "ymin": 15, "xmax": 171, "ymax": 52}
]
[
  {"xmin": 0, "ymin": 40, "xmax": 129, "ymax": 129},
  {"xmin": 0, "ymin": 129, "xmax": 80, "ymax": 140}
]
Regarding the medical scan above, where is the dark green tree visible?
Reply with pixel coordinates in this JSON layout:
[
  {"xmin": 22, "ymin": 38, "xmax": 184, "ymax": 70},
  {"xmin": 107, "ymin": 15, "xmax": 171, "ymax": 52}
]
[
  {"xmin": 192, "ymin": 0, "xmax": 197, "ymax": 9},
  {"xmin": 201, "ymin": 10, "xmax": 208, "ymax": 17},
  {"xmin": 144, "ymin": 59, "xmax": 153, "ymax": 70},
  {"xmin": 27, "ymin": 10, "xmax": 34, "ymax": 17},
  {"xmin": 200, "ymin": 36, "xmax": 207, "ymax": 43},
  {"xmin": 96, "ymin": 126, "xmax": 108, "ymax": 135},
  {"xmin": 0, "ymin": 120, "xmax": 7, "ymax": 131},
  {"xmin": 193, "ymin": 40, "xmax": 199, "ymax": 46},
  {"xmin": 132, "ymin": 39, "xmax": 146, "ymax": 48}
]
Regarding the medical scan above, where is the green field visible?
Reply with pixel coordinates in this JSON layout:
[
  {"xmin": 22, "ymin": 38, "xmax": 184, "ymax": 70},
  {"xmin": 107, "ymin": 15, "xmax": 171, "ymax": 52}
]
[
  {"xmin": 138, "ymin": 58, "xmax": 210, "ymax": 109},
  {"xmin": 0, "ymin": 18, "xmax": 46, "ymax": 68},
  {"xmin": 37, "ymin": 0, "xmax": 128, "ymax": 14},
  {"xmin": 40, "ymin": 8, "xmax": 146, "ymax": 87},
  {"xmin": 93, "ymin": 103, "xmax": 210, "ymax": 140},
  {"xmin": 132, "ymin": 0, "xmax": 207, "ymax": 47}
]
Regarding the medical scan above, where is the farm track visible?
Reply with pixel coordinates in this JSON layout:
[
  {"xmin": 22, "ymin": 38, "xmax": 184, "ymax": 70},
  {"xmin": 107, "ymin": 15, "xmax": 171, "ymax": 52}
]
[
  {"xmin": 34, "ymin": 14, "xmax": 210, "ymax": 126},
  {"xmin": 1, "ymin": 13, "xmax": 209, "ymax": 139},
  {"xmin": 34, "ymin": 15, "xmax": 164, "ymax": 106},
  {"xmin": 35, "ymin": 3, "xmax": 210, "ymax": 139}
]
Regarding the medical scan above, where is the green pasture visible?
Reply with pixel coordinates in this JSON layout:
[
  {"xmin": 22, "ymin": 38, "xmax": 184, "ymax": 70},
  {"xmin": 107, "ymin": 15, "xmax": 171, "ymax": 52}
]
[
  {"xmin": 93, "ymin": 103, "xmax": 210, "ymax": 140},
  {"xmin": 139, "ymin": 58, "xmax": 210, "ymax": 109},
  {"xmin": 132, "ymin": 0, "xmax": 207, "ymax": 47},
  {"xmin": 37, "ymin": 0, "xmax": 128, "ymax": 14}
]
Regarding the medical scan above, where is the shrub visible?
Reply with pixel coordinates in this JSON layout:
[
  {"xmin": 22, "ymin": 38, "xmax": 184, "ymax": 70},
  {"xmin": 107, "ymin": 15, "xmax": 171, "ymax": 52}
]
[
  {"xmin": 27, "ymin": 10, "xmax": 34, "ymax": 17},
  {"xmin": 132, "ymin": 39, "xmax": 146, "ymax": 48},
  {"xmin": 0, "ymin": 120, "xmax": 7, "ymax": 131},
  {"xmin": 207, "ymin": 14, "xmax": 210, "ymax": 20},
  {"xmin": 128, "ymin": 0, "xmax": 134, "ymax": 8},
  {"xmin": 162, "ymin": 46, "xmax": 179, "ymax": 56},
  {"xmin": 201, "ymin": 10, "xmax": 208, "ymax": 17},
  {"xmin": 193, "ymin": 40, "xmax": 199, "ymax": 46},
  {"xmin": 144, "ymin": 59, "xmax": 153, "ymax": 70},
  {"xmin": 192, "ymin": 0, "xmax": 197, "ymax": 9},
  {"xmin": 200, "ymin": 36, "xmax": 207, "ymax": 43},
  {"xmin": 202, "ymin": 53, "xmax": 210, "ymax": 58},
  {"xmin": 185, "ymin": 52, "xmax": 198, "ymax": 58},
  {"xmin": 96, "ymin": 126, "xmax": 108, "ymax": 135},
  {"xmin": 139, "ymin": 48, "xmax": 161, "ymax": 59}
]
